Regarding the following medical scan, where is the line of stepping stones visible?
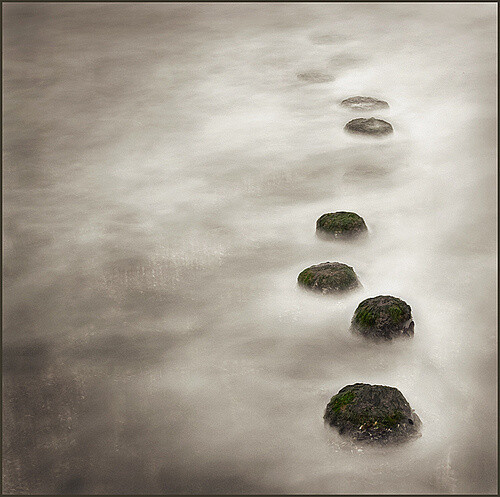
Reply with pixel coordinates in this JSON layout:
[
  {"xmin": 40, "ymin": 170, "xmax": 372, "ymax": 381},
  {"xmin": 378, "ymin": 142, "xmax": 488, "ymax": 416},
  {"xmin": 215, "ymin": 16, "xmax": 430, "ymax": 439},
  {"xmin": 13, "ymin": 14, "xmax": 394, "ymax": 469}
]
[{"xmin": 296, "ymin": 93, "xmax": 421, "ymax": 444}]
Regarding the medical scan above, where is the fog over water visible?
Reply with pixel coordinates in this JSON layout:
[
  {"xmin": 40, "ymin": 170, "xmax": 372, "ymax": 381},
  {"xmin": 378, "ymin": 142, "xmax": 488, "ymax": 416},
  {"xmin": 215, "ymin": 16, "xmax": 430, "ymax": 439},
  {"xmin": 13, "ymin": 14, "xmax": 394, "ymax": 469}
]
[{"xmin": 2, "ymin": 3, "xmax": 497, "ymax": 494}]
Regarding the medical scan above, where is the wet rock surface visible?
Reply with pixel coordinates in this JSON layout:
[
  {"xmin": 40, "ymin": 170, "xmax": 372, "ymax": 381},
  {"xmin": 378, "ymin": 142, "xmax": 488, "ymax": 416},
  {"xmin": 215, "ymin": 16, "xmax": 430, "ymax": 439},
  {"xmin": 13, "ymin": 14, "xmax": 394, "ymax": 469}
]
[
  {"xmin": 324, "ymin": 383, "xmax": 422, "ymax": 444},
  {"xmin": 341, "ymin": 96, "xmax": 389, "ymax": 110},
  {"xmin": 316, "ymin": 211, "xmax": 367, "ymax": 239},
  {"xmin": 297, "ymin": 262, "xmax": 360, "ymax": 293},
  {"xmin": 344, "ymin": 117, "xmax": 393, "ymax": 136},
  {"xmin": 296, "ymin": 71, "xmax": 334, "ymax": 83},
  {"xmin": 351, "ymin": 295, "xmax": 414, "ymax": 340}
]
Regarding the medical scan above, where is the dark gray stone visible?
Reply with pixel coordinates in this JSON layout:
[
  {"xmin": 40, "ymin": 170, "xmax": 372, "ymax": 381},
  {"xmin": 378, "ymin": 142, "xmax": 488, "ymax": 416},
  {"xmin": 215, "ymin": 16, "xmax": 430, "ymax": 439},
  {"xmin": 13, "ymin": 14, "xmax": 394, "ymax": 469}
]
[
  {"xmin": 297, "ymin": 262, "xmax": 360, "ymax": 294},
  {"xmin": 324, "ymin": 383, "xmax": 422, "ymax": 444},
  {"xmin": 297, "ymin": 71, "xmax": 334, "ymax": 83},
  {"xmin": 351, "ymin": 295, "xmax": 414, "ymax": 340},
  {"xmin": 344, "ymin": 117, "xmax": 393, "ymax": 136},
  {"xmin": 316, "ymin": 211, "xmax": 367, "ymax": 239},
  {"xmin": 341, "ymin": 96, "xmax": 389, "ymax": 110}
]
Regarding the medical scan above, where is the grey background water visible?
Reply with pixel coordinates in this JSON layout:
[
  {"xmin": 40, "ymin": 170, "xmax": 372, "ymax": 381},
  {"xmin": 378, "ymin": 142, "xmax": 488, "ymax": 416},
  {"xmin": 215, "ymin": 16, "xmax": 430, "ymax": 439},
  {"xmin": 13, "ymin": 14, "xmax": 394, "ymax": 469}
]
[{"xmin": 2, "ymin": 3, "xmax": 497, "ymax": 494}]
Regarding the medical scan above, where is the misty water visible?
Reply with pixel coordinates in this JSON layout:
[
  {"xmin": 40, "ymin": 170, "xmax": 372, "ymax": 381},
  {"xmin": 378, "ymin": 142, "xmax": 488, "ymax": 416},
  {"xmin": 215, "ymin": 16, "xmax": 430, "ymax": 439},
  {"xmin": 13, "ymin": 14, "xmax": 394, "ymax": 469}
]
[{"xmin": 3, "ymin": 3, "xmax": 497, "ymax": 494}]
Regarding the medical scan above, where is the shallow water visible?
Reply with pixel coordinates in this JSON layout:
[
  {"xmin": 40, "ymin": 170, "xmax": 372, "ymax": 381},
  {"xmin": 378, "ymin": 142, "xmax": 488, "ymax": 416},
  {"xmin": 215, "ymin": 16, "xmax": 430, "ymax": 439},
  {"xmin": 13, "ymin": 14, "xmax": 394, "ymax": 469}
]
[{"xmin": 2, "ymin": 3, "xmax": 497, "ymax": 494}]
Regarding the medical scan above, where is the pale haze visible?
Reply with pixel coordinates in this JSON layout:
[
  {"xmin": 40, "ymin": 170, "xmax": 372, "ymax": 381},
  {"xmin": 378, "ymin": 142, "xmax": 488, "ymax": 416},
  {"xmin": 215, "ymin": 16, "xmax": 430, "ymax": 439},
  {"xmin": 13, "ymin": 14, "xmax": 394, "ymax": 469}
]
[{"xmin": 2, "ymin": 3, "xmax": 497, "ymax": 494}]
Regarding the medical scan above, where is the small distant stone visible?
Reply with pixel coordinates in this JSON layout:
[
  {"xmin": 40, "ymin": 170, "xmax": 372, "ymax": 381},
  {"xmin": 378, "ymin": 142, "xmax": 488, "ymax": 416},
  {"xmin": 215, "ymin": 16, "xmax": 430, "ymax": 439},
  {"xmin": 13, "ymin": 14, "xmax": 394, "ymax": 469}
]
[
  {"xmin": 344, "ymin": 117, "xmax": 393, "ymax": 136},
  {"xmin": 297, "ymin": 262, "xmax": 360, "ymax": 294},
  {"xmin": 324, "ymin": 383, "xmax": 422, "ymax": 444},
  {"xmin": 341, "ymin": 96, "xmax": 389, "ymax": 110},
  {"xmin": 310, "ymin": 34, "xmax": 337, "ymax": 45},
  {"xmin": 297, "ymin": 71, "xmax": 334, "ymax": 83},
  {"xmin": 343, "ymin": 165, "xmax": 390, "ymax": 181},
  {"xmin": 351, "ymin": 295, "xmax": 414, "ymax": 340},
  {"xmin": 316, "ymin": 211, "xmax": 367, "ymax": 239}
]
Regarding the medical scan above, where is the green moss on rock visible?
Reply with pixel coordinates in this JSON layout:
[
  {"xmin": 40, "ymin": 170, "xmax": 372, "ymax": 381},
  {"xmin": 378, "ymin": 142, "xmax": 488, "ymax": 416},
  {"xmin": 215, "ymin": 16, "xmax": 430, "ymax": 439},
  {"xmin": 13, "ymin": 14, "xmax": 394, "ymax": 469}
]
[
  {"xmin": 324, "ymin": 383, "xmax": 422, "ymax": 444},
  {"xmin": 316, "ymin": 211, "xmax": 368, "ymax": 239},
  {"xmin": 389, "ymin": 305, "xmax": 403, "ymax": 323},
  {"xmin": 351, "ymin": 295, "xmax": 414, "ymax": 340},
  {"xmin": 298, "ymin": 262, "xmax": 360, "ymax": 294},
  {"xmin": 354, "ymin": 307, "xmax": 376, "ymax": 327},
  {"xmin": 330, "ymin": 390, "xmax": 357, "ymax": 413}
]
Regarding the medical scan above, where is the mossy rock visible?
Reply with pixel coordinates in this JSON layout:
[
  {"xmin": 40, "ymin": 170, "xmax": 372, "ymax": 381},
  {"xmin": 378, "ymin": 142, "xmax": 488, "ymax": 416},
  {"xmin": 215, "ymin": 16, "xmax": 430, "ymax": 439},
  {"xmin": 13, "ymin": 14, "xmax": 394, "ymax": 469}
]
[
  {"xmin": 341, "ymin": 96, "xmax": 389, "ymax": 110},
  {"xmin": 351, "ymin": 295, "xmax": 414, "ymax": 340},
  {"xmin": 344, "ymin": 117, "xmax": 393, "ymax": 136},
  {"xmin": 297, "ymin": 71, "xmax": 334, "ymax": 83},
  {"xmin": 316, "ymin": 211, "xmax": 367, "ymax": 239},
  {"xmin": 324, "ymin": 383, "xmax": 422, "ymax": 444},
  {"xmin": 297, "ymin": 262, "xmax": 360, "ymax": 294}
]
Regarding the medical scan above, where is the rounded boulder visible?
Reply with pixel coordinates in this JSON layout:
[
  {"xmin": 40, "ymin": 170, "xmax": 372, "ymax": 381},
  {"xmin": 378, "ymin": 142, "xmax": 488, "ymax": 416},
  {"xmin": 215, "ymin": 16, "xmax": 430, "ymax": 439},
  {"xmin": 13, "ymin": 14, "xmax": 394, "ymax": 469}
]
[
  {"xmin": 298, "ymin": 262, "xmax": 360, "ymax": 294},
  {"xmin": 324, "ymin": 383, "xmax": 422, "ymax": 444},
  {"xmin": 351, "ymin": 295, "xmax": 414, "ymax": 340},
  {"xmin": 341, "ymin": 96, "xmax": 389, "ymax": 110},
  {"xmin": 344, "ymin": 117, "xmax": 393, "ymax": 136},
  {"xmin": 316, "ymin": 211, "xmax": 367, "ymax": 239}
]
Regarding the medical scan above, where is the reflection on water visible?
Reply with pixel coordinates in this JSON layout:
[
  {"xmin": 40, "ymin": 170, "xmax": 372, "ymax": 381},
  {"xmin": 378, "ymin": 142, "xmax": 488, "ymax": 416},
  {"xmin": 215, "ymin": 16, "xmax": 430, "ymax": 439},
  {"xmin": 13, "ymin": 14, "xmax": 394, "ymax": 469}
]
[{"xmin": 3, "ymin": 3, "xmax": 497, "ymax": 494}]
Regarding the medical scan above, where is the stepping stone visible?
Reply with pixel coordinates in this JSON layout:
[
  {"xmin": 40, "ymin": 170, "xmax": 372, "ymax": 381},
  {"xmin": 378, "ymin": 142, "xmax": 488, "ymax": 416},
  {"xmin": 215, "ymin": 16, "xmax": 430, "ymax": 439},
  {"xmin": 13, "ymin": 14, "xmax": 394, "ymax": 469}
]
[
  {"xmin": 341, "ymin": 96, "xmax": 389, "ymax": 110},
  {"xmin": 309, "ymin": 34, "xmax": 337, "ymax": 45},
  {"xmin": 297, "ymin": 71, "xmax": 334, "ymax": 83},
  {"xmin": 344, "ymin": 117, "xmax": 393, "ymax": 136},
  {"xmin": 324, "ymin": 383, "xmax": 422, "ymax": 444},
  {"xmin": 351, "ymin": 295, "xmax": 414, "ymax": 340},
  {"xmin": 297, "ymin": 262, "xmax": 360, "ymax": 294},
  {"xmin": 316, "ymin": 211, "xmax": 367, "ymax": 239},
  {"xmin": 343, "ymin": 165, "xmax": 390, "ymax": 182}
]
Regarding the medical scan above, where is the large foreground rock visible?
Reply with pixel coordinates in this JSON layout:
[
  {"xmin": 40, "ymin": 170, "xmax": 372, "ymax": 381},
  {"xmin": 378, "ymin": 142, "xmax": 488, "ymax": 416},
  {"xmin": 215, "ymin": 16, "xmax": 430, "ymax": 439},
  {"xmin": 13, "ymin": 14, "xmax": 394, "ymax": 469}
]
[
  {"xmin": 351, "ymin": 295, "xmax": 414, "ymax": 340},
  {"xmin": 297, "ymin": 262, "xmax": 360, "ymax": 294},
  {"xmin": 316, "ymin": 211, "xmax": 367, "ymax": 239},
  {"xmin": 344, "ymin": 117, "xmax": 393, "ymax": 136},
  {"xmin": 341, "ymin": 96, "xmax": 389, "ymax": 110},
  {"xmin": 324, "ymin": 383, "xmax": 422, "ymax": 443}
]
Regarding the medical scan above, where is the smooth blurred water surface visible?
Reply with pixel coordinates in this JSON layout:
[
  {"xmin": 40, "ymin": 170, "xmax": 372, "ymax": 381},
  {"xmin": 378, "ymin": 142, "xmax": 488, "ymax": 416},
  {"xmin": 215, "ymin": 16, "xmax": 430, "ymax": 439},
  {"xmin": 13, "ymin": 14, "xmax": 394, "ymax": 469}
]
[{"xmin": 3, "ymin": 3, "xmax": 497, "ymax": 494}]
